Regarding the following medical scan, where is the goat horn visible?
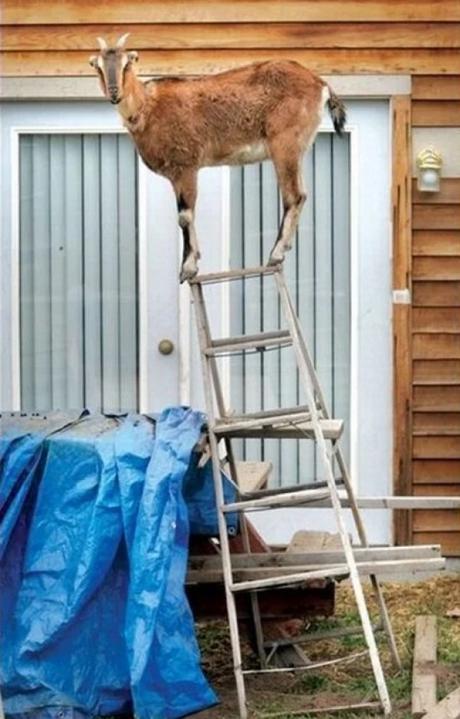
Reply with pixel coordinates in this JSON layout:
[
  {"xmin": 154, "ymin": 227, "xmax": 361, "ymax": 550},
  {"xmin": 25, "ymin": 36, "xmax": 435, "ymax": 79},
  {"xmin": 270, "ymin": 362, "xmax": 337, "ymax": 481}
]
[
  {"xmin": 116, "ymin": 33, "xmax": 130, "ymax": 49},
  {"xmin": 97, "ymin": 37, "xmax": 108, "ymax": 51}
]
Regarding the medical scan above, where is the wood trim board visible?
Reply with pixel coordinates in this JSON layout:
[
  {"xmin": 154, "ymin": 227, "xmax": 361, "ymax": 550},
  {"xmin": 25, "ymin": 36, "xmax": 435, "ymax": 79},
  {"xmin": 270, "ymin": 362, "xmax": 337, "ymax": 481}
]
[
  {"xmin": 4, "ymin": 1, "xmax": 460, "ymax": 24},
  {"xmin": 392, "ymin": 95, "xmax": 413, "ymax": 547}
]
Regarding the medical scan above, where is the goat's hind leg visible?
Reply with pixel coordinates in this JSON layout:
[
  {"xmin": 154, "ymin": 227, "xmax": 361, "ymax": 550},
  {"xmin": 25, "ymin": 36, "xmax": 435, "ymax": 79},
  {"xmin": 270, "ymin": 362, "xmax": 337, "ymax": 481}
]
[{"xmin": 268, "ymin": 148, "xmax": 306, "ymax": 266}]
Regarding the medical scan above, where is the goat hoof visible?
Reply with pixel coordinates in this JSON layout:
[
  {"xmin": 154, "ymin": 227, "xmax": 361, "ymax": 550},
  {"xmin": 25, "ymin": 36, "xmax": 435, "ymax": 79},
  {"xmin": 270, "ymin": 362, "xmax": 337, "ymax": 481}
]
[
  {"xmin": 179, "ymin": 265, "xmax": 198, "ymax": 283},
  {"xmin": 267, "ymin": 252, "xmax": 285, "ymax": 266}
]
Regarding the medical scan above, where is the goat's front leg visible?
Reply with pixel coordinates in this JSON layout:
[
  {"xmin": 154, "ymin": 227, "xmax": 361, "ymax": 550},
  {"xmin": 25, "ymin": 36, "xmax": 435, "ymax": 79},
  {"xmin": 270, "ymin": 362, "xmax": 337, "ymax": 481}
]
[
  {"xmin": 268, "ymin": 147, "xmax": 306, "ymax": 265},
  {"xmin": 173, "ymin": 171, "xmax": 200, "ymax": 283}
]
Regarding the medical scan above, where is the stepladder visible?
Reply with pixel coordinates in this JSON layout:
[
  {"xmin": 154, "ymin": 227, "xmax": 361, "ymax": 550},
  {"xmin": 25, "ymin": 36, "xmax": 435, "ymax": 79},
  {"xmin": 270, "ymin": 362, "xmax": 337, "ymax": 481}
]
[{"xmin": 188, "ymin": 264, "xmax": 400, "ymax": 718}]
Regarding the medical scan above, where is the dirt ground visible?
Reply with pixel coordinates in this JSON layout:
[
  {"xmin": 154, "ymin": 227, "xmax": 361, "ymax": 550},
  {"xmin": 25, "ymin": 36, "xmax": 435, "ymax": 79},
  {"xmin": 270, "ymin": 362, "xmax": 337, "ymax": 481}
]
[{"xmin": 194, "ymin": 575, "xmax": 460, "ymax": 718}]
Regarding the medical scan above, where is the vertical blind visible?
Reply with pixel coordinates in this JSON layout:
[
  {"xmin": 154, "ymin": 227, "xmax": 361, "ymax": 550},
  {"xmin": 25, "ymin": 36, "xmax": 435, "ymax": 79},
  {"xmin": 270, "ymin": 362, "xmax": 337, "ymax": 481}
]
[
  {"xmin": 19, "ymin": 133, "xmax": 139, "ymax": 412},
  {"xmin": 229, "ymin": 132, "xmax": 351, "ymax": 486}
]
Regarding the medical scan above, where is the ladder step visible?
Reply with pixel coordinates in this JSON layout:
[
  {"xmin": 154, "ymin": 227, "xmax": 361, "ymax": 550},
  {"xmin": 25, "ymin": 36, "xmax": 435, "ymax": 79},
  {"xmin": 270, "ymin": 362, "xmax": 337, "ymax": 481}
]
[
  {"xmin": 230, "ymin": 565, "xmax": 349, "ymax": 592},
  {"xmin": 189, "ymin": 264, "xmax": 280, "ymax": 285},
  {"xmin": 205, "ymin": 330, "xmax": 292, "ymax": 356},
  {"xmin": 222, "ymin": 486, "xmax": 334, "ymax": 512},
  {"xmin": 241, "ymin": 478, "xmax": 343, "ymax": 500},
  {"xmin": 213, "ymin": 414, "xmax": 343, "ymax": 440},
  {"xmin": 222, "ymin": 404, "xmax": 314, "ymax": 422},
  {"xmin": 214, "ymin": 406, "xmax": 313, "ymax": 431}
]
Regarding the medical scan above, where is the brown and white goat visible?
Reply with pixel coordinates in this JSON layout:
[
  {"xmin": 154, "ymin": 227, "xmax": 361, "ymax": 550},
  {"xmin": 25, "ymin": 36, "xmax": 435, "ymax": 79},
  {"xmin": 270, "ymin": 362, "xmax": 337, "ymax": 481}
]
[{"xmin": 90, "ymin": 34, "xmax": 346, "ymax": 282}]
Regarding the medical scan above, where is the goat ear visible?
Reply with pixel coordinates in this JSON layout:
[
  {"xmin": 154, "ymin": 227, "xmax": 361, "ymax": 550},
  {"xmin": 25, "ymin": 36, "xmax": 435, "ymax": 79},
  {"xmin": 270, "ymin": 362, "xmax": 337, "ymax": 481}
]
[
  {"xmin": 127, "ymin": 51, "xmax": 139, "ymax": 63},
  {"xmin": 89, "ymin": 55, "xmax": 99, "ymax": 69}
]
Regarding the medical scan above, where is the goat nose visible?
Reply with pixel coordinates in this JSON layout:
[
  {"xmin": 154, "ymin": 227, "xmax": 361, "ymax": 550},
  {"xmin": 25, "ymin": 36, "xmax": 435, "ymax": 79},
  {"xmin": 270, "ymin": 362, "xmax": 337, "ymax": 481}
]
[{"xmin": 109, "ymin": 91, "xmax": 120, "ymax": 105}]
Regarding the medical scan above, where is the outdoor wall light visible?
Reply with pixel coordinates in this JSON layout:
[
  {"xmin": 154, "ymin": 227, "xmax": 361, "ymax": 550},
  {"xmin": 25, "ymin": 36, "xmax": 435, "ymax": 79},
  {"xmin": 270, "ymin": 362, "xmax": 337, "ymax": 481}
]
[{"xmin": 416, "ymin": 148, "xmax": 443, "ymax": 192}]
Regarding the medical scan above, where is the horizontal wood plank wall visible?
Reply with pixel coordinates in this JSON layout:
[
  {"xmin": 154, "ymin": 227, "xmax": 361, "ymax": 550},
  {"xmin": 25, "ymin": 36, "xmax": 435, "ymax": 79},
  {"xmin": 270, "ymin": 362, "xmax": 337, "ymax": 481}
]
[
  {"xmin": 2, "ymin": 1, "xmax": 460, "ymax": 76},
  {"xmin": 412, "ymin": 74, "xmax": 460, "ymax": 556}
]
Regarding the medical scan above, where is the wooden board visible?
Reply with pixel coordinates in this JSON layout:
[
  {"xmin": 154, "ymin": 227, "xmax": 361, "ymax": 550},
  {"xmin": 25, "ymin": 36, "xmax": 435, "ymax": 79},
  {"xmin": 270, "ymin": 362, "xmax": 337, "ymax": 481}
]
[
  {"xmin": 413, "ymin": 257, "xmax": 460, "ymax": 280},
  {"xmin": 413, "ymin": 75, "xmax": 460, "ymax": 100},
  {"xmin": 414, "ymin": 360, "xmax": 460, "ymax": 385},
  {"xmin": 412, "ymin": 615, "xmax": 437, "ymax": 718},
  {"xmin": 413, "ymin": 334, "xmax": 460, "ymax": 360},
  {"xmin": 422, "ymin": 687, "xmax": 460, "ymax": 719},
  {"xmin": 2, "ymin": 48, "xmax": 460, "ymax": 76},
  {"xmin": 414, "ymin": 385, "xmax": 460, "ymax": 409},
  {"xmin": 413, "ymin": 509, "xmax": 460, "ymax": 531},
  {"xmin": 412, "ymin": 434, "xmax": 460, "ymax": 459},
  {"xmin": 413, "ymin": 308, "xmax": 460, "ymax": 334},
  {"xmin": 4, "ymin": 1, "xmax": 460, "ymax": 25},
  {"xmin": 187, "ymin": 582, "xmax": 335, "ymax": 621},
  {"xmin": 413, "ymin": 308, "xmax": 460, "ymax": 333},
  {"xmin": 413, "ymin": 206, "xmax": 460, "ymax": 232},
  {"xmin": 413, "ymin": 459, "xmax": 460, "ymax": 484},
  {"xmin": 415, "ymin": 484, "xmax": 460, "ymax": 496},
  {"xmin": 413, "ymin": 230, "xmax": 460, "ymax": 256},
  {"xmin": 233, "ymin": 460, "xmax": 272, "ymax": 493},
  {"xmin": 187, "ymin": 557, "xmax": 446, "ymax": 584},
  {"xmin": 413, "ymin": 436, "xmax": 460, "ymax": 459},
  {"xmin": 392, "ymin": 95, "xmax": 412, "ymax": 547},
  {"xmin": 412, "ymin": 180, "xmax": 460, "ymax": 205},
  {"xmin": 414, "ymin": 412, "xmax": 460, "ymax": 432},
  {"xmin": 4, "ymin": 22, "xmax": 460, "ymax": 51},
  {"xmin": 412, "ymin": 181, "xmax": 460, "ymax": 206},
  {"xmin": 412, "ymin": 101, "xmax": 460, "ymax": 127},
  {"xmin": 287, "ymin": 531, "xmax": 342, "ymax": 553},
  {"xmin": 190, "ymin": 546, "xmax": 443, "ymax": 571},
  {"xmin": 413, "ymin": 281, "xmax": 460, "ymax": 307},
  {"xmin": 414, "ymin": 532, "xmax": 460, "ymax": 556}
]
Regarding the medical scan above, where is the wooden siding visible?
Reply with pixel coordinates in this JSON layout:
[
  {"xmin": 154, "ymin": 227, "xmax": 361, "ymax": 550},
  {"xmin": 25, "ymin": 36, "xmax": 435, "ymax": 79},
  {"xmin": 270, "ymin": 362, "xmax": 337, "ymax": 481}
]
[
  {"xmin": 2, "ymin": 1, "xmax": 460, "ymax": 77},
  {"xmin": 412, "ymin": 74, "xmax": 460, "ymax": 556},
  {"xmin": 3, "ymin": 1, "xmax": 460, "ymax": 25}
]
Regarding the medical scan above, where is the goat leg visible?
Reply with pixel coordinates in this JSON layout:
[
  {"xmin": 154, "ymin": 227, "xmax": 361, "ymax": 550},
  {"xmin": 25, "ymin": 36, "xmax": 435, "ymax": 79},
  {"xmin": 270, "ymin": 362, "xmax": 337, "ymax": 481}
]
[
  {"xmin": 175, "ymin": 176, "xmax": 200, "ymax": 283},
  {"xmin": 268, "ymin": 149, "xmax": 306, "ymax": 266},
  {"xmin": 268, "ymin": 192, "xmax": 306, "ymax": 265}
]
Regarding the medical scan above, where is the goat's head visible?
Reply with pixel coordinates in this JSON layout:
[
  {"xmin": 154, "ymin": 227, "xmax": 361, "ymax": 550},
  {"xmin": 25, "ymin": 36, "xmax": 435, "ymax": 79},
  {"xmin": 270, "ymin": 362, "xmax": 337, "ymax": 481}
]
[{"xmin": 89, "ymin": 34, "xmax": 139, "ymax": 105}]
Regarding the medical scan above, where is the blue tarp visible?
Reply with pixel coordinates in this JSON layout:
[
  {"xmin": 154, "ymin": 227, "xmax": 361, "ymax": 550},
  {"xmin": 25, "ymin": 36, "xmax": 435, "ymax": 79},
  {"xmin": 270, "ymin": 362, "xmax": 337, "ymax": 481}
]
[{"xmin": 0, "ymin": 406, "xmax": 234, "ymax": 719}]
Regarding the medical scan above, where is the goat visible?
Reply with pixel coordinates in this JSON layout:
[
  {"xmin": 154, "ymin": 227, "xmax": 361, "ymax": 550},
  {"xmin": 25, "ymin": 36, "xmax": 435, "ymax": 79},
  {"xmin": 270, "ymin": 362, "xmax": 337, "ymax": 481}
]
[{"xmin": 90, "ymin": 34, "xmax": 346, "ymax": 282}]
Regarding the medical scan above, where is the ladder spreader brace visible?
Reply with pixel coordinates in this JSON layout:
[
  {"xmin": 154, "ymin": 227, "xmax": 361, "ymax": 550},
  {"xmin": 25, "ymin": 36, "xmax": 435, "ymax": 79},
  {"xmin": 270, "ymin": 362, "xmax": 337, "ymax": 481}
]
[{"xmin": 188, "ymin": 264, "xmax": 424, "ymax": 718}]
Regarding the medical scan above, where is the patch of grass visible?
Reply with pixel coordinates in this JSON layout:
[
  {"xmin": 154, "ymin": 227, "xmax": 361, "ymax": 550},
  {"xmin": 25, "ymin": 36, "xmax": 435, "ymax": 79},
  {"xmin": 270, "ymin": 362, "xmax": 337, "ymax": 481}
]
[
  {"xmin": 438, "ymin": 618, "xmax": 460, "ymax": 664},
  {"xmin": 196, "ymin": 576, "xmax": 460, "ymax": 719},
  {"xmin": 293, "ymin": 673, "xmax": 331, "ymax": 693}
]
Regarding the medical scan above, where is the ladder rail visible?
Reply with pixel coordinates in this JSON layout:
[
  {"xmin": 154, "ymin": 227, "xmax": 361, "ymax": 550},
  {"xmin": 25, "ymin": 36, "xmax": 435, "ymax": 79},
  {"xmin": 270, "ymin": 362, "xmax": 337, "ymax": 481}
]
[
  {"xmin": 275, "ymin": 270, "xmax": 392, "ymax": 715},
  {"xmin": 190, "ymin": 282, "xmax": 249, "ymax": 718},
  {"xmin": 193, "ymin": 283, "xmax": 267, "ymax": 671},
  {"xmin": 282, "ymin": 277, "xmax": 402, "ymax": 670}
]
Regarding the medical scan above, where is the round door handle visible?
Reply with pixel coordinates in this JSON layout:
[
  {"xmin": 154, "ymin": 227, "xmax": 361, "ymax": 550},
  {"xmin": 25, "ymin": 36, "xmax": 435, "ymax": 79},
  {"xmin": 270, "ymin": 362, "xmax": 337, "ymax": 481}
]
[{"xmin": 158, "ymin": 338, "xmax": 175, "ymax": 355}]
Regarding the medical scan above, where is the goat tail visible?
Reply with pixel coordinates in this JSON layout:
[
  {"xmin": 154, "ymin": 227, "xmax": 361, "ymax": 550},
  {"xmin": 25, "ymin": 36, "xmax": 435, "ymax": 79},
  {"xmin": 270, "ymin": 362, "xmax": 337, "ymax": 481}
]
[{"xmin": 327, "ymin": 87, "xmax": 347, "ymax": 136}]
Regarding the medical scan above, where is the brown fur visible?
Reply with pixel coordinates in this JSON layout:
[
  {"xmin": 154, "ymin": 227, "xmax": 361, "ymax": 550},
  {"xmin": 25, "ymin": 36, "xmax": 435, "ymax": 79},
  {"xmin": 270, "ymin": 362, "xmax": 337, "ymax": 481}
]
[{"xmin": 90, "ymin": 37, "xmax": 345, "ymax": 281}]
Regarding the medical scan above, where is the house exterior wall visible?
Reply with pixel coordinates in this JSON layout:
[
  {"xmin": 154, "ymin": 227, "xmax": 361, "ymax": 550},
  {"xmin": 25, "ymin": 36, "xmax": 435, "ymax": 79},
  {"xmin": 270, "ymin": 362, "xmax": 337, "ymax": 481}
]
[
  {"xmin": 1, "ymin": 0, "xmax": 459, "ymax": 553},
  {"xmin": 410, "ymin": 78, "xmax": 460, "ymax": 556}
]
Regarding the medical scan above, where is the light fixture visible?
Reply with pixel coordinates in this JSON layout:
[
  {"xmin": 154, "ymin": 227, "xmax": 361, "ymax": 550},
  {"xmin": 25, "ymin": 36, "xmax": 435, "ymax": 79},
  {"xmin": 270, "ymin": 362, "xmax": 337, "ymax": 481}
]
[{"xmin": 416, "ymin": 148, "xmax": 443, "ymax": 193}]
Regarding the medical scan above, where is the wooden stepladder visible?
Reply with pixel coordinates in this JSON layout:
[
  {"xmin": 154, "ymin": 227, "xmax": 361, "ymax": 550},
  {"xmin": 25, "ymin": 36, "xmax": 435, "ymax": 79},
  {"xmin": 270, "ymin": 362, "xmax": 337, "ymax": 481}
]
[{"xmin": 189, "ymin": 264, "xmax": 400, "ymax": 718}]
